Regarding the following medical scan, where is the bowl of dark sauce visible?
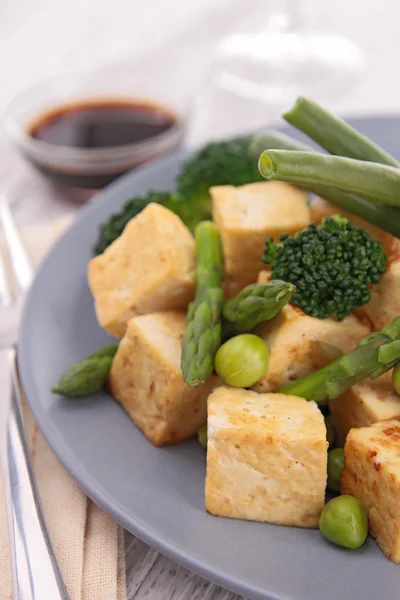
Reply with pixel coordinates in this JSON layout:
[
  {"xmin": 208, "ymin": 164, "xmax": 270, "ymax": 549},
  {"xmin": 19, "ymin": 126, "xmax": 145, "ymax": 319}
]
[{"xmin": 5, "ymin": 68, "xmax": 190, "ymax": 188}]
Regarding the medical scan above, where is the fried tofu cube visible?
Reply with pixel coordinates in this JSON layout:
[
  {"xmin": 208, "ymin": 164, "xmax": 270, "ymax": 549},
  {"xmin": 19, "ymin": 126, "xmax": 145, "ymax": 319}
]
[
  {"xmin": 222, "ymin": 276, "xmax": 254, "ymax": 299},
  {"xmin": 205, "ymin": 387, "xmax": 327, "ymax": 527},
  {"xmin": 211, "ymin": 181, "xmax": 310, "ymax": 293},
  {"xmin": 88, "ymin": 203, "xmax": 195, "ymax": 337},
  {"xmin": 257, "ymin": 269, "xmax": 271, "ymax": 284},
  {"xmin": 108, "ymin": 311, "xmax": 220, "ymax": 446},
  {"xmin": 254, "ymin": 268, "xmax": 370, "ymax": 392},
  {"xmin": 310, "ymin": 196, "xmax": 400, "ymax": 260},
  {"xmin": 341, "ymin": 420, "xmax": 400, "ymax": 562},
  {"xmin": 329, "ymin": 373, "xmax": 400, "ymax": 445},
  {"xmin": 358, "ymin": 258, "xmax": 400, "ymax": 331},
  {"xmin": 252, "ymin": 306, "xmax": 369, "ymax": 393}
]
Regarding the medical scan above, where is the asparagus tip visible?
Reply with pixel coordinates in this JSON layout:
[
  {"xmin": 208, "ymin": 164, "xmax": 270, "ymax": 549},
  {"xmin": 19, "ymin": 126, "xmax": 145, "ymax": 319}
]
[{"xmin": 194, "ymin": 220, "xmax": 216, "ymax": 236}]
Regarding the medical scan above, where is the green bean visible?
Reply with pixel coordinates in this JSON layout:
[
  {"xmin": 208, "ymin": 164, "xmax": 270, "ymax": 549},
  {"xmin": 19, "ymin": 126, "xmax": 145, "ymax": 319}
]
[
  {"xmin": 283, "ymin": 96, "xmax": 400, "ymax": 167},
  {"xmin": 248, "ymin": 129, "xmax": 313, "ymax": 159},
  {"xmin": 311, "ymin": 187, "xmax": 400, "ymax": 239},
  {"xmin": 250, "ymin": 129, "xmax": 400, "ymax": 238},
  {"xmin": 259, "ymin": 150, "xmax": 400, "ymax": 207}
]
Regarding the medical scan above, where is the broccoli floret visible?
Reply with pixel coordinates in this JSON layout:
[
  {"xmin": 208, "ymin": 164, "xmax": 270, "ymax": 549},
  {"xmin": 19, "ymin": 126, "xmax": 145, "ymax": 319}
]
[
  {"xmin": 162, "ymin": 192, "xmax": 211, "ymax": 232},
  {"xmin": 263, "ymin": 215, "xmax": 387, "ymax": 320},
  {"xmin": 177, "ymin": 136, "xmax": 263, "ymax": 203},
  {"xmin": 93, "ymin": 135, "xmax": 262, "ymax": 255},
  {"xmin": 92, "ymin": 188, "xmax": 212, "ymax": 255}
]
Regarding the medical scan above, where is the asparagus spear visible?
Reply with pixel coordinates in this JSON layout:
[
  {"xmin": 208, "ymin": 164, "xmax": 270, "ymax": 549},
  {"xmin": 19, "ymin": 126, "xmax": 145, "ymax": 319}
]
[
  {"xmin": 51, "ymin": 344, "xmax": 118, "ymax": 397},
  {"xmin": 280, "ymin": 316, "xmax": 400, "ymax": 404},
  {"xmin": 181, "ymin": 221, "xmax": 224, "ymax": 386},
  {"xmin": 259, "ymin": 150, "xmax": 400, "ymax": 207},
  {"xmin": 222, "ymin": 280, "xmax": 296, "ymax": 337},
  {"xmin": 283, "ymin": 96, "xmax": 400, "ymax": 167}
]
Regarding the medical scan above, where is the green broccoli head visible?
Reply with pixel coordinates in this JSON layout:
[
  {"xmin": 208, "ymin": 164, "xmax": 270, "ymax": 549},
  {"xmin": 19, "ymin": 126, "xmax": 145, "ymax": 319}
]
[
  {"xmin": 177, "ymin": 136, "xmax": 263, "ymax": 202},
  {"xmin": 92, "ymin": 188, "xmax": 213, "ymax": 256},
  {"xmin": 93, "ymin": 132, "xmax": 300, "ymax": 255},
  {"xmin": 93, "ymin": 135, "xmax": 261, "ymax": 255},
  {"xmin": 163, "ymin": 189, "xmax": 212, "ymax": 231},
  {"xmin": 263, "ymin": 215, "xmax": 387, "ymax": 320}
]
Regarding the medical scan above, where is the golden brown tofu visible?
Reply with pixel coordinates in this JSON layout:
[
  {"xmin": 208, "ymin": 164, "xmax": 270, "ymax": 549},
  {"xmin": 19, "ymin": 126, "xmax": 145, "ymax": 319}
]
[
  {"xmin": 252, "ymin": 305, "xmax": 369, "ymax": 393},
  {"xmin": 257, "ymin": 270, "xmax": 271, "ymax": 285},
  {"xmin": 109, "ymin": 311, "xmax": 220, "ymax": 446},
  {"xmin": 205, "ymin": 387, "xmax": 327, "ymax": 527},
  {"xmin": 329, "ymin": 372, "xmax": 400, "ymax": 445},
  {"xmin": 341, "ymin": 420, "xmax": 400, "ymax": 562},
  {"xmin": 310, "ymin": 196, "xmax": 400, "ymax": 260},
  {"xmin": 88, "ymin": 203, "xmax": 195, "ymax": 337},
  {"xmin": 211, "ymin": 181, "xmax": 309, "ymax": 293},
  {"xmin": 358, "ymin": 258, "xmax": 400, "ymax": 331},
  {"xmin": 222, "ymin": 276, "xmax": 254, "ymax": 299}
]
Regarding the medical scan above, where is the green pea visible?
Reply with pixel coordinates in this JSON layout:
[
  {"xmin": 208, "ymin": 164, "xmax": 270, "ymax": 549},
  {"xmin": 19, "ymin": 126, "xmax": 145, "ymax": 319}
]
[
  {"xmin": 327, "ymin": 448, "xmax": 344, "ymax": 493},
  {"xmin": 392, "ymin": 363, "xmax": 400, "ymax": 394},
  {"xmin": 197, "ymin": 423, "xmax": 207, "ymax": 449},
  {"xmin": 324, "ymin": 414, "xmax": 336, "ymax": 449},
  {"xmin": 319, "ymin": 495, "xmax": 368, "ymax": 549},
  {"xmin": 214, "ymin": 334, "xmax": 269, "ymax": 388}
]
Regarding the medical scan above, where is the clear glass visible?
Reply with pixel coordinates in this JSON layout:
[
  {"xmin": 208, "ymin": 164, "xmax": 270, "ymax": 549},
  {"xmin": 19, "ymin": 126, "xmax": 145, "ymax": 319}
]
[{"xmin": 209, "ymin": 0, "xmax": 364, "ymax": 131}]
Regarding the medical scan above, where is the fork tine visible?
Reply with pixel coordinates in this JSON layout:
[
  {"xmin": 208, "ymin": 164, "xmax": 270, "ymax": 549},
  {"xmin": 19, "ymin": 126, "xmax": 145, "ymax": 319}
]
[
  {"xmin": 0, "ymin": 245, "xmax": 12, "ymax": 306},
  {"xmin": 0, "ymin": 196, "xmax": 33, "ymax": 293}
]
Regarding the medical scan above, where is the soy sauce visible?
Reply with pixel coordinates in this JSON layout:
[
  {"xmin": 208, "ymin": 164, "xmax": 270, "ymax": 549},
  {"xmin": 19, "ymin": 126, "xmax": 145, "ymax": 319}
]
[{"xmin": 26, "ymin": 99, "xmax": 180, "ymax": 188}]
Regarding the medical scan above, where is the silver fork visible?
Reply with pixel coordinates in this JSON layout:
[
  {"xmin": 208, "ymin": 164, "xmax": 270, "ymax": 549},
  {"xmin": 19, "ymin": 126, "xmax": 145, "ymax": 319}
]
[{"xmin": 0, "ymin": 198, "xmax": 70, "ymax": 600}]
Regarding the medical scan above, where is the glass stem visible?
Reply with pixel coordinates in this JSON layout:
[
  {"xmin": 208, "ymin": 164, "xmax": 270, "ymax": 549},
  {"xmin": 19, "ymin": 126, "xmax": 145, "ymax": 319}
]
[{"xmin": 267, "ymin": 0, "xmax": 304, "ymax": 32}]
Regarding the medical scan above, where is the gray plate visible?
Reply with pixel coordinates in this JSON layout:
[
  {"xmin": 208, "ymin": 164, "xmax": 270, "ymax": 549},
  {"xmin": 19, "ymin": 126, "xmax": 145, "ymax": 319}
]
[{"xmin": 19, "ymin": 117, "xmax": 400, "ymax": 600}]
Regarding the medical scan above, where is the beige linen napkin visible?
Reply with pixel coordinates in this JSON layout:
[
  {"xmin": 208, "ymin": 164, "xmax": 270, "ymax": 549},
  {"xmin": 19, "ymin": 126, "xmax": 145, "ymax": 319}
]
[{"xmin": 0, "ymin": 216, "xmax": 126, "ymax": 600}]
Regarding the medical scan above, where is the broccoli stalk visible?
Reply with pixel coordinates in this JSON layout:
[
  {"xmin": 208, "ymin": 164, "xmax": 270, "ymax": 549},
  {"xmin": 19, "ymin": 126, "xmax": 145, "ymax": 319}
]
[{"xmin": 263, "ymin": 215, "xmax": 387, "ymax": 320}]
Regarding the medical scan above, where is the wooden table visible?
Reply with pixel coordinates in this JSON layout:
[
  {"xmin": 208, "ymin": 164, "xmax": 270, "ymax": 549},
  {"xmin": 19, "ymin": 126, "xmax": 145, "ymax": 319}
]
[{"xmin": 1, "ymin": 1, "xmax": 399, "ymax": 597}]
